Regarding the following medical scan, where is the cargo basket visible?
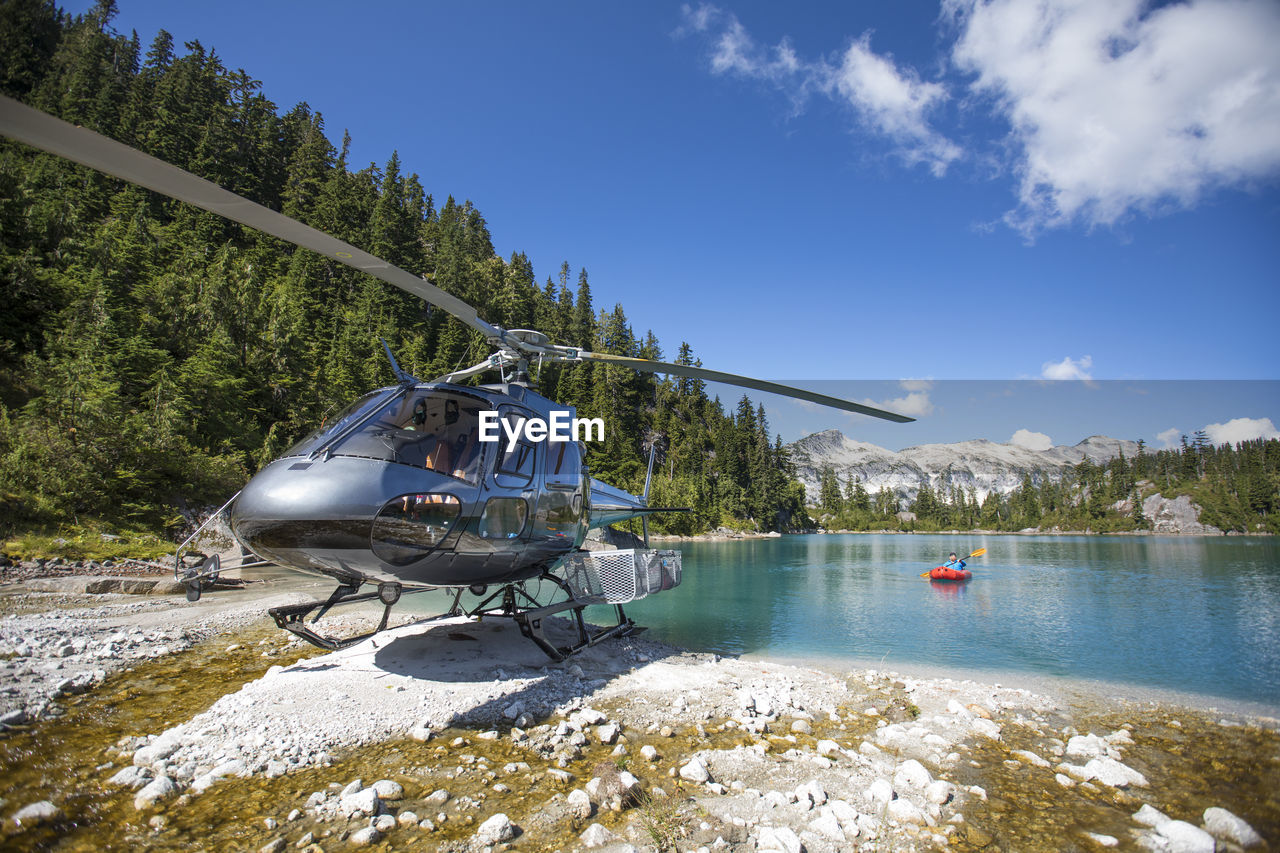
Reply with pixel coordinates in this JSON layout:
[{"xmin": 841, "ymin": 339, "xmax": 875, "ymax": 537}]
[{"xmin": 558, "ymin": 549, "xmax": 682, "ymax": 605}]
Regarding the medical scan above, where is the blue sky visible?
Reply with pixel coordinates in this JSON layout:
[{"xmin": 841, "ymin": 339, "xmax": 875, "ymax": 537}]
[{"xmin": 65, "ymin": 1, "xmax": 1280, "ymax": 446}]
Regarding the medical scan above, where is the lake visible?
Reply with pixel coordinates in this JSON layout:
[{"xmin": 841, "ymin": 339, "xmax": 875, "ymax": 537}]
[{"xmin": 615, "ymin": 534, "xmax": 1280, "ymax": 710}]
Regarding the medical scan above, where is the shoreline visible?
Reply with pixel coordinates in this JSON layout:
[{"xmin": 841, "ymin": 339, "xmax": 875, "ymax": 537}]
[{"xmin": 2, "ymin": 583, "xmax": 1276, "ymax": 851}]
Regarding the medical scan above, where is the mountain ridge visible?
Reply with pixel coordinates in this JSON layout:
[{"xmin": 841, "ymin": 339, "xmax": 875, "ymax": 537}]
[{"xmin": 787, "ymin": 429, "xmax": 1144, "ymax": 505}]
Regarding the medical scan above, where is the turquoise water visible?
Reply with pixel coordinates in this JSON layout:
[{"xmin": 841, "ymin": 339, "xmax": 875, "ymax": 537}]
[{"xmin": 616, "ymin": 534, "xmax": 1280, "ymax": 708}]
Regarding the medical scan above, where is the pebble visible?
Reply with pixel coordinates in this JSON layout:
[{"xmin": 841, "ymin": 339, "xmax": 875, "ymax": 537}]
[
  {"xmin": 371, "ymin": 779, "xmax": 402, "ymax": 800},
  {"xmin": 679, "ymin": 757, "xmax": 711, "ymax": 783},
  {"xmin": 475, "ymin": 812, "xmax": 516, "ymax": 845},
  {"xmin": 258, "ymin": 839, "xmax": 286, "ymax": 853},
  {"xmin": 580, "ymin": 822, "xmax": 619, "ymax": 847},
  {"xmin": 347, "ymin": 826, "xmax": 380, "ymax": 846},
  {"xmin": 13, "ymin": 800, "xmax": 61, "ymax": 827},
  {"xmin": 567, "ymin": 789, "xmax": 593, "ymax": 819},
  {"xmin": 423, "ymin": 788, "xmax": 450, "ymax": 805}
]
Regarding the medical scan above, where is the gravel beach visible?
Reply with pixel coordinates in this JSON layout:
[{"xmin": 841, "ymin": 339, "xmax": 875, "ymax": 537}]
[{"xmin": 1, "ymin": 574, "xmax": 1276, "ymax": 852}]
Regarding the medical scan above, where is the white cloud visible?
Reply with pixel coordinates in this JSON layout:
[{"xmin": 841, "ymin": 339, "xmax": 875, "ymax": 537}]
[
  {"xmin": 1040, "ymin": 355, "xmax": 1093, "ymax": 380},
  {"xmin": 899, "ymin": 378, "xmax": 934, "ymax": 392},
  {"xmin": 1203, "ymin": 416, "xmax": 1280, "ymax": 445},
  {"xmin": 678, "ymin": 5, "xmax": 961, "ymax": 174},
  {"xmin": 947, "ymin": 0, "xmax": 1280, "ymax": 233},
  {"xmin": 825, "ymin": 36, "xmax": 963, "ymax": 175},
  {"xmin": 1010, "ymin": 428, "xmax": 1053, "ymax": 451},
  {"xmin": 859, "ymin": 390, "xmax": 934, "ymax": 418},
  {"xmin": 1156, "ymin": 427, "xmax": 1182, "ymax": 448}
]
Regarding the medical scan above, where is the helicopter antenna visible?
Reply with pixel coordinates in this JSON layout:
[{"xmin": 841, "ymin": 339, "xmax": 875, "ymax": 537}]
[{"xmin": 381, "ymin": 339, "xmax": 417, "ymax": 385}]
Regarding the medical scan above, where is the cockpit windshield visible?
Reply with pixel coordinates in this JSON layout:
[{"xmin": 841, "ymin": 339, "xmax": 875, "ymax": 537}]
[
  {"xmin": 285, "ymin": 389, "xmax": 389, "ymax": 459},
  {"xmin": 285, "ymin": 386, "xmax": 489, "ymax": 485}
]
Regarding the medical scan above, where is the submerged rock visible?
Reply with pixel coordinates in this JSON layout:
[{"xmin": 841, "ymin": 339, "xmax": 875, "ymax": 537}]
[
  {"xmin": 1202, "ymin": 807, "xmax": 1264, "ymax": 849},
  {"xmin": 13, "ymin": 800, "xmax": 61, "ymax": 827}
]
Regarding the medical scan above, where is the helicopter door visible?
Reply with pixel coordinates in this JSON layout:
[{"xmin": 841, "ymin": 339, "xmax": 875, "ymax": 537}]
[{"xmin": 533, "ymin": 439, "xmax": 584, "ymax": 543}]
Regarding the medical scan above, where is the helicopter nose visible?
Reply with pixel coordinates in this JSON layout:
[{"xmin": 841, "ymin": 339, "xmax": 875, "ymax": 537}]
[{"xmin": 229, "ymin": 457, "xmax": 378, "ymax": 568}]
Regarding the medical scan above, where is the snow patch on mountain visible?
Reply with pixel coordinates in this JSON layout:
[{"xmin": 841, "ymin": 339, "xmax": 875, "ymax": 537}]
[{"xmin": 788, "ymin": 429, "xmax": 1144, "ymax": 507}]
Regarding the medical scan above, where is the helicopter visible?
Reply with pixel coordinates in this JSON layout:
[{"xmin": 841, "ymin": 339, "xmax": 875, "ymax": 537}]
[{"xmin": 0, "ymin": 94, "xmax": 914, "ymax": 660}]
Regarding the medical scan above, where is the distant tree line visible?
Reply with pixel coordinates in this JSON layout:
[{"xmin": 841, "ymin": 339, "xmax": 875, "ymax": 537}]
[
  {"xmin": 0, "ymin": 1, "xmax": 808, "ymax": 538},
  {"xmin": 812, "ymin": 436, "xmax": 1279, "ymax": 534}
]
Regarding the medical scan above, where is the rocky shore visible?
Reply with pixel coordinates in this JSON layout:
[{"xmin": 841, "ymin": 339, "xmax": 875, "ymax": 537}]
[{"xmin": 1, "ymin": 580, "xmax": 1275, "ymax": 852}]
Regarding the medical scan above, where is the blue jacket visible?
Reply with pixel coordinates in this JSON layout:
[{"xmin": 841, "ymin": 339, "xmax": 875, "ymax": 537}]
[{"xmin": 942, "ymin": 558, "xmax": 966, "ymax": 570}]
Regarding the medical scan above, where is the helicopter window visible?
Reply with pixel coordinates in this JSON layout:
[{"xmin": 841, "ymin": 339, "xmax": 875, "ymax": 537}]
[
  {"xmin": 494, "ymin": 410, "xmax": 536, "ymax": 487},
  {"xmin": 284, "ymin": 389, "xmax": 387, "ymax": 457},
  {"xmin": 543, "ymin": 439, "xmax": 582, "ymax": 486},
  {"xmin": 371, "ymin": 493, "xmax": 461, "ymax": 566},
  {"xmin": 313, "ymin": 388, "xmax": 488, "ymax": 485},
  {"xmin": 480, "ymin": 497, "xmax": 528, "ymax": 539}
]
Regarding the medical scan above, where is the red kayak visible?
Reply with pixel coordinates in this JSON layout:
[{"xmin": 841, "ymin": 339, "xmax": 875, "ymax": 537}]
[{"xmin": 929, "ymin": 566, "xmax": 972, "ymax": 581}]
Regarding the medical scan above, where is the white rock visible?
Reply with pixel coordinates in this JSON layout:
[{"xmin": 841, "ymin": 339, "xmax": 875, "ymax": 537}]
[
  {"xmin": 1156, "ymin": 820, "xmax": 1217, "ymax": 853},
  {"xmin": 340, "ymin": 779, "xmax": 364, "ymax": 798},
  {"xmin": 1133, "ymin": 804, "xmax": 1171, "ymax": 828},
  {"xmin": 348, "ymin": 826, "xmax": 381, "ymax": 846},
  {"xmin": 371, "ymin": 779, "xmax": 402, "ymax": 800},
  {"xmin": 574, "ymin": 708, "xmax": 607, "ymax": 726},
  {"xmin": 888, "ymin": 797, "xmax": 927, "ymax": 826},
  {"xmin": 893, "ymin": 759, "xmax": 932, "ymax": 790},
  {"xmin": 596, "ymin": 723, "xmax": 620, "ymax": 744},
  {"xmin": 567, "ymin": 788, "xmax": 594, "ymax": 819},
  {"xmin": 925, "ymin": 780, "xmax": 953, "ymax": 805},
  {"xmin": 640, "ymin": 744, "xmax": 659, "ymax": 761},
  {"xmin": 810, "ymin": 809, "xmax": 846, "ymax": 840},
  {"xmin": 1055, "ymin": 773, "xmax": 1075, "ymax": 787},
  {"xmin": 1084, "ymin": 832, "xmax": 1119, "ymax": 847},
  {"xmin": 1011, "ymin": 749, "xmax": 1051, "ymax": 768},
  {"xmin": 970, "ymin": 718, "xmax": 1002, "ymax": 740},
  {"xmin": 107, "ymin": 765, "xmax": 152, "ymax": 790},
  {"xmin": 816, "ymin": 739, "xmax": 841, "ymax": 758},
  {"xmin": 679, "ymin": 757, "xmax": 711, "ymax": 783},
  {"xmin": 423, "ymin": 788, "xmax": 450, "ymax": 805},
  {"xmin": 371, "ymin": 814, "xmax": 395, "ymax": 832},
  {"xmin": 475, "ymin": 812, "xmax": 516, "ymax": 845},
  {"xmin": 397, "ymin": 811, "xmax": 419, "ymax": 827},
  {"xmin": 1065, "ymin": 733, "xmax": 1113, "ymax": 759},
  {"xmin": 580, "ymin": 822, "xmax": 619, "ymax": 847},
  {"xmin": 340, "ymin": 788, "xmax": 380, "ymax": 817},
  {"xmin": 13, "ymin": 800, "xmax": 61, "ymax": 826},
  {"xmin": 828, "ymin": 798, "xmax": 861, "ymax": 830},
  {"xmin": 1203, "ymin": 807, "xmax": 1264, "ymax": 848},
  {"xmin": 751, "ymin": 693, "xmax": 773, "ymax": 717},
  {"xmin": 408, "ymin": 724, "xmax": 432, "ymax": 742},
  {"xmin": 866, "ymin": 778, "xmax": 894, "ymax": 805},
  {"xmin": 134, "ymin": 775, "xmax": 176, "ymax": 810},
  {"xmin": 1082, "ymin": 757, "xmax": 1147, "ymax": 788},
  {"xmin": 796, "ymin": 779, "xmax": 827, "ymax": 806},
  {"xmin": 756, "ymin": 826, "xmax": 803, "ymax": 853}
]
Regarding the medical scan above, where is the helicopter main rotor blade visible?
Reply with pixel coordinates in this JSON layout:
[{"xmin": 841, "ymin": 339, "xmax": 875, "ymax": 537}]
[
  {"xmin": 571, "ymin": 351, "xmax": 915, "ymax": 422},
  {"xmin": 0, "ymin": 95, "xmax": 504, "ymax": 344}
]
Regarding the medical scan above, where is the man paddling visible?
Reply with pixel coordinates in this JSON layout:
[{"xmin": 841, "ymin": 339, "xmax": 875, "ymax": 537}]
[{"xmin": 941, "ymin": 552, "xmax": 966, "ymax": 572}]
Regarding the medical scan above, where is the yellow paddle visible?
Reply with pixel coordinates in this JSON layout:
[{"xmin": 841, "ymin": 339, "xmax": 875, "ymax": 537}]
[{"xmin": 921, "ymin": 547, "xmax": 987, "ymax": 577}]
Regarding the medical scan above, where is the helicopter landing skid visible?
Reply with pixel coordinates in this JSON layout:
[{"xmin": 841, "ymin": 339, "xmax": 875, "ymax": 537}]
[
  {"xmin": 268, "ymin": 574, "xmax": 641, "ymax": 660},
  {"xmin": 267, "ymin": 581, "xmax": 410, "ymax": 652},
  {"xmin": 465, "ymin": 573, "xmax": 642, "ymax": 662}
]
